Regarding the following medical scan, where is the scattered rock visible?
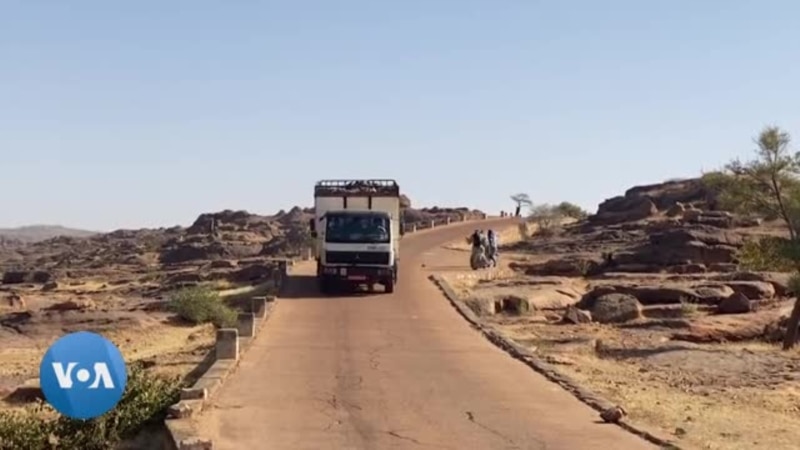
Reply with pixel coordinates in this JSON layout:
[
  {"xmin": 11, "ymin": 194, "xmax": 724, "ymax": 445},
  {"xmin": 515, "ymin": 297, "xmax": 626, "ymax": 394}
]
[
  {"xmin": 166, "ymin": 272, "xmax": 205, "ymax": 285},
  {"xmin": 499, "ymin": 295, "xmax": 532, "ymax": 315},
  {"xmin": 692, "ymin": 284, "xmax": 735, "ymax": 304},
  {"xmin": 4, "ymin": 379, "xmax": 43, "ymax": 404},
  {"xmin": 709, "ymin": 263, "xmax": 738, "ymax": 272},
  {"xmin": 562, "ymin": 305, "xmax": 592, "ymax": 324},
  {"xmin": 42, "ymin": 281, "xmax": 58, "ymax": 291},
  {"xmin": 515, "ymin": 257, "xmax": 601, "ymax": 277},
  {"xmin": 717, "ymin": 292, "xmax": 752, "ymax": 314},
  {"xmin": 6, "ymin": 292, "xmax": 25, "ymax": 309},
  {"xmin": 589, "ymin": 293, "xmax": 643, "ymax": 324},
  {"xmin": 665, "ymin": 203, "xmax": 686, "ymax": 217},
  {"xmin": 47, "ymin": 299, "xmax": 96, "ymax": 312},
  {"xmin": 600, "ymin": 405, "xmax": 627, "ymax": 423},
  {"xmin": 208, "ymin": 260, "xmax": 237, "ymax": 269}
]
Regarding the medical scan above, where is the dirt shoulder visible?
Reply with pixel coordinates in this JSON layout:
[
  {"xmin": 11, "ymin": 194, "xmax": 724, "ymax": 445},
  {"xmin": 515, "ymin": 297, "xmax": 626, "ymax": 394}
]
[
  {"xmin": 439, "ymin": 266, "xmax": 800, "ymax": 449},
  {"xmin": 432, "ymin": 179, "xmax": 800, "ymax": 450}
]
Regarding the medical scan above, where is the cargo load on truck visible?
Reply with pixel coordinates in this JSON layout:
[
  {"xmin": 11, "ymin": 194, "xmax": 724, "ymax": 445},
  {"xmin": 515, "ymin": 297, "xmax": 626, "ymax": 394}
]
[{"xmin": 309, "ymin": 179, "xmax": 402, "ymax": 295}]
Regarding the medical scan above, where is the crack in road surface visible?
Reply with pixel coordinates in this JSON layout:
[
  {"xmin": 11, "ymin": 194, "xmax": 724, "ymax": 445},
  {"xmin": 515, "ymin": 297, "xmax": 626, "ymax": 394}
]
[
  {"xmin": 325, "ymin": 393, "xmax": 363, "ymax": 412},
  {"xmin": 465, "ymin": 411, "xmax": 521, "ymax": 449},
  {"xmin": 384, "ymin": 430, "xmax": 451, "ymax": 448}
]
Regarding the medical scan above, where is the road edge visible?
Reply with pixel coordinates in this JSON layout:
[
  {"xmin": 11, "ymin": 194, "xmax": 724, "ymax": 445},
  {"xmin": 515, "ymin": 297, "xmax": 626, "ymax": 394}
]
[
  {"xmin": 161, "ymin": 261, "xmax": 291, "ymax": 450},
  {"xmin": 428, "ymin": 274, "xmax": 682, "ymax": 450}
]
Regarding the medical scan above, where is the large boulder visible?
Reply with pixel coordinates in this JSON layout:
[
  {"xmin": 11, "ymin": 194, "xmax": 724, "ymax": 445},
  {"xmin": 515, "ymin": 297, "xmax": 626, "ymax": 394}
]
[
  {"xmin": 724, "ymin": 281, "xmax": 775, "ymax": 300},
  {"xmin": 589, "ymin": 293, "xmax": 643, "ymax": 324},
  {"xmin": 579, "ymin": 283, "xmax": 736, "ymax": 307},
  {"xmin": 589, "ymin": 178, "xmax": 713, "ymax": 226},
  {"xmin": 2, "ymin": 270, "xmax": 54, "ymax": 284},
  {"xmin": 589, "ymin": 196, "xmax": 658, "ymax": 225},
  {"xmin": 717, "ymin": 271, "xmax": 792, "ymax": 297},
  {"xmin": 717, "ymin": 292, "xmax": 752, "ymax": 314},
  {"xmin": 621, "ymin": 226, "xmax": 743, "ymax": 268}
]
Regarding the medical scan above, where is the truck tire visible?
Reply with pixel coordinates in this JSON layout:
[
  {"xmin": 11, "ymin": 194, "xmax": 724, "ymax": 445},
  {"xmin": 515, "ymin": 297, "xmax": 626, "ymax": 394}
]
[{"xmin": 383, "ymin": 278, "xmax": 395, "ymax": 294}]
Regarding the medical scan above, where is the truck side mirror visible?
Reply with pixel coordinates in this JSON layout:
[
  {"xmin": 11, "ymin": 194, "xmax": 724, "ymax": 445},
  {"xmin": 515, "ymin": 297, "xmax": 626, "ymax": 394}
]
[{"xmin": 309, "ymin": 218, "xmax": 318, "ymax": 238}]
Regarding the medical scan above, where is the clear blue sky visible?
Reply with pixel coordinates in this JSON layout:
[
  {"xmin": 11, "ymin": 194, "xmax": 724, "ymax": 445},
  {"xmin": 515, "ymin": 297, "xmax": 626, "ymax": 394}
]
[{"xmin": 2, "ymin": 1, "xmax": 799, "ymax": 231}]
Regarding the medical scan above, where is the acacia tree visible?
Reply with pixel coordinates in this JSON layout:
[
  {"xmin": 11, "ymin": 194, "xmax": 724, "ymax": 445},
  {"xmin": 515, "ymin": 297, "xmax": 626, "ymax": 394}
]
[
  {"xmin": 703, "ymin": 126, "xmax": 800, "ymax": 349},
  {"xmin": 510, "ymin": 193, "xmax": 532, "ymax": 213}
]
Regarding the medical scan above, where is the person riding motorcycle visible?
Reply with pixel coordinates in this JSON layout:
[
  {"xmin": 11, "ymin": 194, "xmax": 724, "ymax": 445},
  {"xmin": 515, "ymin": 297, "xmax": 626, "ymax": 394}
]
[
  {"xmin": 486, "ymin": 229, "xmax": 499, "ymax": 267},
  {"xmin": 470, "ymin": 229, "xmax": 488, "ymax": 269}
]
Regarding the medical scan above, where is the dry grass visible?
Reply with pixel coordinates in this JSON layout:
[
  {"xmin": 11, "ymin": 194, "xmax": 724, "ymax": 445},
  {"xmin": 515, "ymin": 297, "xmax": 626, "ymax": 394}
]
[
  {"xmin": 551, "ymin": 345, "xmax": 800, "ymax": 450},
  {"xmin": 437, "ymin": 242, "xmax": 800, "ymax": 450}
]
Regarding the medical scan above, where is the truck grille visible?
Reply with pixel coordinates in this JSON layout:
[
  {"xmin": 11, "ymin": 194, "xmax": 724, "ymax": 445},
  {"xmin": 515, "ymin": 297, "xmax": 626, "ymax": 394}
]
[{"xmin": 325, "ymin": 251, "xmax": 390, "ymax": 265}]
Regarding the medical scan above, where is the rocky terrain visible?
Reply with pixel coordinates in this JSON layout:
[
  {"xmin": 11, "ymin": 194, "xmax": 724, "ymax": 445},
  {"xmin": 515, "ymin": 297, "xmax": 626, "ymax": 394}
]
[
  {"xmin": 0, "ymin": 200, "xmax": 484, "ymax": 410},
  {"xmin": 0, "ymin": 225, "xmax": 97, "ymax": 244},
  {"xmin": 440, "ymin": 178, "xmax": 800, "ymax": 450}
]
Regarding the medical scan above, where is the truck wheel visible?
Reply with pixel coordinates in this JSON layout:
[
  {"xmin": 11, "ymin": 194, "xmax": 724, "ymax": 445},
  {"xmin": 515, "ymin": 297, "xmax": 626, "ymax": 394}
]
[{"xmin": 383, "ymin": 279, "xmax": 395, "ymax": 294}]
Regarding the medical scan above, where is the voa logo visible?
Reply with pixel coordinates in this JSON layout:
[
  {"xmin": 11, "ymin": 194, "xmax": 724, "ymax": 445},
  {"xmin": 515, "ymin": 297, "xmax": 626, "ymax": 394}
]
[
  {"xmin": 52, "ymin": 361, "xmax": 115, "ymax": 389},
  {"xmin": 39, "ymin": 331, "xmax": 128, "ymax": 420}
]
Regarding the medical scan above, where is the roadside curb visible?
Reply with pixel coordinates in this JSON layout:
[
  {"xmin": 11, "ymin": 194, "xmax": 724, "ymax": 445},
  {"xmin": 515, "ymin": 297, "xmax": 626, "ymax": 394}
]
[
  {"xmin": 162, "ymin": 261, "xmax": 292, "ymax": 450},
  {"xmin": 429, "ymin": 274, "xmax": 681, "ymax": 450}
]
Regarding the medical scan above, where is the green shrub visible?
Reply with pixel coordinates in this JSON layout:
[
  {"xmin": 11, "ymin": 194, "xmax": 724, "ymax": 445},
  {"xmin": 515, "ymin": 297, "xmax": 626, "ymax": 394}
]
[
  {"xmin": 554, "ymin": 201, "xmax": 588, "ymax": 219},
  {"xmin": 0, "ymin": 363, "xmax": 181, "ymax": 450},
  {"xmin": 168, "ymin": 285, "xmax": 237, "ymax": 328},
  {"xmin": 737, "ymin": 236, "xmax": 796, "ymax": 272}
]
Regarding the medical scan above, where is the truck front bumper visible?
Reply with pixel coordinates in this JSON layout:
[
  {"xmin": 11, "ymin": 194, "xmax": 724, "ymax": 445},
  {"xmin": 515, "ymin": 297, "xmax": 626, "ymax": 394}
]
[{"xmin": 320, "ymin": 265, "xmax": 394, "ymax": 282}]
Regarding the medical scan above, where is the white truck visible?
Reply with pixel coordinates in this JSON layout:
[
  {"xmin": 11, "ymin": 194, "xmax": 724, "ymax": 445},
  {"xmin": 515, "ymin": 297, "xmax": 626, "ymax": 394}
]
[{"xmin": 309, "ymin": 179, "xmax": 403, "ymax": 294}]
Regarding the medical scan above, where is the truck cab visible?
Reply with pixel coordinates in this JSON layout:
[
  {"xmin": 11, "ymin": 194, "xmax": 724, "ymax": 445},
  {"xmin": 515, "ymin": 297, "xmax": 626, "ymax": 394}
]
[{"xmin": 310, "ymin": 180, "xmax": 402, "ymax": 294}]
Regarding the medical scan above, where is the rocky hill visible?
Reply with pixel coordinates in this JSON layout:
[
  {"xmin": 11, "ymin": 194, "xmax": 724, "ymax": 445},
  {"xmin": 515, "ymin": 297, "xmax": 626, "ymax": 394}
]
[
  {"xmin": 0, "ymin": 225, "xmax": 97, "ymax": 244},
  {"xmin": 0, "ymin": 201, "xmax": 485, "ymax": 296},
  {"xmin": 497, "ymin": 176, "xmax": 793, "ymax": 340}
]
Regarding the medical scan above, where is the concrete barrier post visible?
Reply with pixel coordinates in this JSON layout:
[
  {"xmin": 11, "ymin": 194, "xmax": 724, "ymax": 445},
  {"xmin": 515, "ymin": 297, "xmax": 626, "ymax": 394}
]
[
  {"xmin": 462, "ymin": 214, "xmax": 467, "ymax": 222},
  {"xmin": 430, "ymin": 220, "xmax": 435, "ymax": 228},
  {"xmin": 237, "ymin": 312, "xmax": 256, "ymax": 338},
  {"xmin": 216, "ymin": 328, "xmax": 239, "ymax": 360},
  {"xmin": 412, "ymin": 225, "xmax": 417, "ymax": 233},
  {"xmin": 251, "ymin": 296, "xmax": 267, "ymax": 318},
  {"xmin": 446, "ymin": 217, "xmax": 451, "ymax": 224}
]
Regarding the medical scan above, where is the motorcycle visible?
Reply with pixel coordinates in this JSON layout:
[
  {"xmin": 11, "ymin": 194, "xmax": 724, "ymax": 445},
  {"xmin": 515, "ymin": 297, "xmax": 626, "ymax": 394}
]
[{"xmin": 470, "ymin": 247, "xmax": 491, "ymax": 270}]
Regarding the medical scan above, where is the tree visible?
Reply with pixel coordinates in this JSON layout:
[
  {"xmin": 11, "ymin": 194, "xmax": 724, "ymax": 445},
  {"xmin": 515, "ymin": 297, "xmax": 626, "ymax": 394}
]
[
  {"xmin": 703, "ymin": 125, "xmax": 800, "ymax": 349},
  {"xmin": 511, "ymin": 193, "xmax": 532, "ymax": 207},
  {"xmin": 554, "ymin": 201, "xmax": 588, "ymax": 219}
]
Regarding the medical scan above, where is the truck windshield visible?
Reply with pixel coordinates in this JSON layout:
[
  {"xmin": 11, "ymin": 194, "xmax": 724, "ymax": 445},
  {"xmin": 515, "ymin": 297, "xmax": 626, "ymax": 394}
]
[{"xmin": 325, "ymin": 215, "xmax": 390, "ymax": 244}]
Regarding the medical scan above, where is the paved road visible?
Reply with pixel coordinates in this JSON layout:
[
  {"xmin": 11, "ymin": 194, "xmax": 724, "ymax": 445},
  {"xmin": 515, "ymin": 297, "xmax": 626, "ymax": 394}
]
[{"xmin": 197, "ymin": 219, "xmax": 655, "ymax": 450}]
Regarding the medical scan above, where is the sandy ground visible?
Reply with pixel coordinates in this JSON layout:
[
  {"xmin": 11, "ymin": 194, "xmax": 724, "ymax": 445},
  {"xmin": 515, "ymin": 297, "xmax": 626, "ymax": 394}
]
[
  {"xmin": 0, "ymin": 280, "xmax": 217, "ymax": 409},
  {"xmin": 435, "ymin": 227, "xmax": 800, "ymax": 450}
]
